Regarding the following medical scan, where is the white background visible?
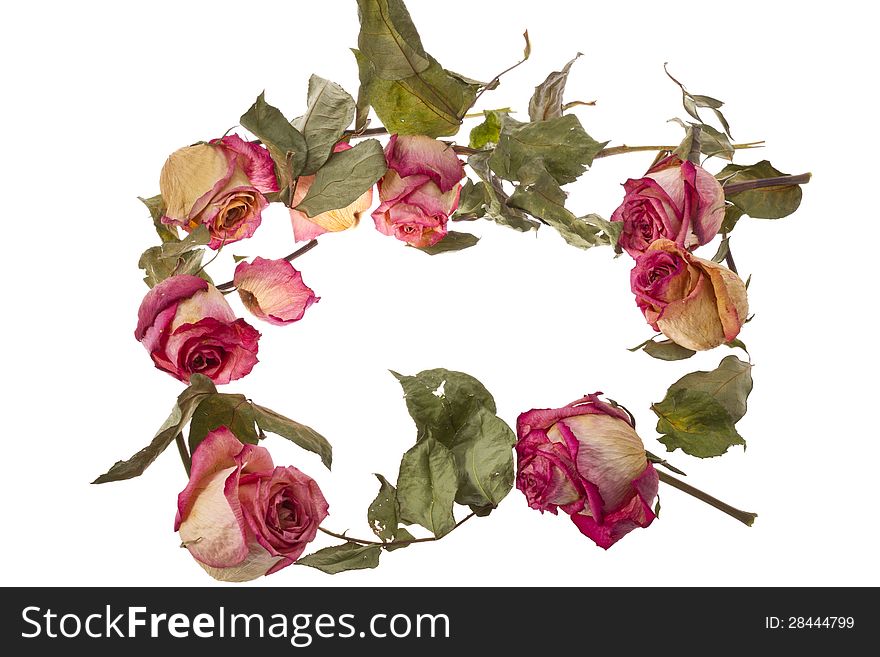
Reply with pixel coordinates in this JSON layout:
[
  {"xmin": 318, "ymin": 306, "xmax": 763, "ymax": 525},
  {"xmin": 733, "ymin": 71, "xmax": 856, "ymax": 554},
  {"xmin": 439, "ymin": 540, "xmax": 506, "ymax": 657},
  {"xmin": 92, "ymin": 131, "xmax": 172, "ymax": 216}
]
[{"xmin": 2, "ymin": 0, "xmax": 878, "ymax": 587}]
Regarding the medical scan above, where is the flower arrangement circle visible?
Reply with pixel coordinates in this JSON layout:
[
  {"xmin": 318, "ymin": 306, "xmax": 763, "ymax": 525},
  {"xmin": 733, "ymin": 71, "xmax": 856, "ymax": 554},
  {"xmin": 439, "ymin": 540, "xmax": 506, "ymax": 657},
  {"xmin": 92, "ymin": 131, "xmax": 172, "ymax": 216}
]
[{"xmin": 99, "ymin": 0, "xmax": 810, "ymax": 581}]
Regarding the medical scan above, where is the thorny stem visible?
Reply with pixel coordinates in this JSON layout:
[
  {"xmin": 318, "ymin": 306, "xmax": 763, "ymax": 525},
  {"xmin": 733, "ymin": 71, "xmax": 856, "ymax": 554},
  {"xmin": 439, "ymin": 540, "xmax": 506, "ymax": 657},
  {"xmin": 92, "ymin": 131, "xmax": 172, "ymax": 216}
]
[
  {"xmin": 318, "ymin": 512, "xmax": 477, "ymax": 548},
  {"xmin": 343, "ymin": 126, "xmax": 767, "ymax": 160},
  {"xmin": 657, "ymin": 470, "xmax": 757, "ymax": 527},
  {"xmin": 595, "ymin": 141, "xmax": 765, "ymax": 159},
  {"xmin": 216, "ymin": 240, "xmax": 319, "ymax": 292},
  {"xmin": 175, "ymin": 434, "xmax": 191, "ymax": 477}
]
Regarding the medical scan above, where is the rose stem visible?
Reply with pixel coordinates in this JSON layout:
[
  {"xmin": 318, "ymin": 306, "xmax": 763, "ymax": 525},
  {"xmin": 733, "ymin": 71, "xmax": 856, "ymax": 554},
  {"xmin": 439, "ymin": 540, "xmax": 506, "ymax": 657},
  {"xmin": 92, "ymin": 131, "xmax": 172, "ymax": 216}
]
[
  {"xmin": 215, "ymin": 240, "xmax": 319, "ymax": 292},
  {"xmin": 657, "ymin": 470, "xmax": 757, "ymax": 527},
  {"xmin": 318, "ymin": 512, "xmax": 477, "ymax": 548},
  {"xmin": 175, "ymin": 433, "xmax": 191, "ymax": 477},
  {"xmin": 723, "ymin": 172, "xmax": 812, "ymax": 195},
  {"xmin": 344, "ymin": 125, "xmax": 766, "ymax": 159}
]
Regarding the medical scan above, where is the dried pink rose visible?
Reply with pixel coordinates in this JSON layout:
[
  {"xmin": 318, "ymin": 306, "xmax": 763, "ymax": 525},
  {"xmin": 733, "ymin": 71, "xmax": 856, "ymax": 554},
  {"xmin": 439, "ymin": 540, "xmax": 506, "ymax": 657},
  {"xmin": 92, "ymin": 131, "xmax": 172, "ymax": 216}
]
[
  {"xmin": 134, "ymin": 274, "xmax": 259, "ymax": 384},
  {"xmin": 371, "ymin": 134, "xmax": 464, "ymax": 248},
  {"xmin": 289, "ymin": 142, "xmax": 374, "ymax": 242},
  {"xmin": 631, "ymin": 238, "xmax": 748, "ymax": 351},
  {"xmin": 176, "ymin": 427, "xmax": 329, "ymax": 582},
  {"xmin": 160, "ymin": 135, "xmax": 279, "ymax": 249},
  {"xmin": 233, "ymin": 257, "xmax": 319, "ymax": 326},
  {"xmin": 611, "ymin": 155, "xmax": 725, "ymax": 257},
  {"xmin": 516, "ymin": 394, "xmax": 658, "ymax": 549}
]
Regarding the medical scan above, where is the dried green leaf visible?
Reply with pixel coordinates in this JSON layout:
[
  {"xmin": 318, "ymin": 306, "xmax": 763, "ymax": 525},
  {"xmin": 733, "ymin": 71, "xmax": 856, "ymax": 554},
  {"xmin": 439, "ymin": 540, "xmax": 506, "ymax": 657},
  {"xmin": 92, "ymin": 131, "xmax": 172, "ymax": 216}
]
[
  {"xmin": 396, "ymin": 437, "xmax": 457, "ymax": 537},
  {"xmin": 252, "ymin": 403, "xmax": 332, "ymax": 469},
  {"xmin": 413, "ymin": 231, "xmax": 479, "ymax": 255},
  {"xmin": 528, "ymin": 53, "xmax": 581, "ymax": 121},
  {"xmin": 93, "ymin": 375, "xmax": 216, "ymax": 483},
  {"xmin": 297, "ymin": 542, "xmax": 382, "ymax": 574},
  {"xmin": 367, "ymin": 474, "xmax": 400, "ymax": 542},
  {"xmin": 490, "ymin": 114, "xmax": 606, "ymax": 184},
  {"xmin": 295, "ymin": 139, "xmax": 386, "ymax": 217},
  {"xmin": 188, "ymin": 393, "xmax": 259, "ymax": 453},
  {"xmin": 292, "ymin": 75, "xmax": 356, "ymax": 175}
]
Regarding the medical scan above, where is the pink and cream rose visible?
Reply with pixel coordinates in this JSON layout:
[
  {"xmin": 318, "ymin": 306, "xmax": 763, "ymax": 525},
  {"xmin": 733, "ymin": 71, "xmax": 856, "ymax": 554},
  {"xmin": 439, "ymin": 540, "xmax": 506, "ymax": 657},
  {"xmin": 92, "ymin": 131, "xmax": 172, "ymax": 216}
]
[
  {"xmin": 611, "ymin": 155, "xmax": 725, "ymax": 257},
  {"xmin": 160, "ymin": 135, "xmax": 279, "ymax": 249},
  {"xmin": 233, "ymin": 257, "xmax": 319, "ymax": 326},
  {"xmin": 134, "ymin": 274, "xmax": 260, "ymax": 384},
  {"xmin": 176, "ymin": 427, "xmax": 329, "ymax": 582},
  {"xmin": 631, "ymin": 238, "xmax": 748, "ymax": 351},
  {"xmin": 516, "ymin": 394, "xmax": 659, "ymax": 549},
  {"xmin": 371, "ymin": 134, "xmax": 465, "ymax": 248},
  {"xmin": 289, "ymin": 142, "xmax": 374, "ymax": 242}
]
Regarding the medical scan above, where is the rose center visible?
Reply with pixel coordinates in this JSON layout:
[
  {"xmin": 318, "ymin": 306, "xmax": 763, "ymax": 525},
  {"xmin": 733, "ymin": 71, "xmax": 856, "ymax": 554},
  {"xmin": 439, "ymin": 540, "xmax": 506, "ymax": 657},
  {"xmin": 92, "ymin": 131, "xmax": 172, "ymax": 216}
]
[{"xmin": 190, "ymin": 348, "xmax": 222, "ymax": 372}]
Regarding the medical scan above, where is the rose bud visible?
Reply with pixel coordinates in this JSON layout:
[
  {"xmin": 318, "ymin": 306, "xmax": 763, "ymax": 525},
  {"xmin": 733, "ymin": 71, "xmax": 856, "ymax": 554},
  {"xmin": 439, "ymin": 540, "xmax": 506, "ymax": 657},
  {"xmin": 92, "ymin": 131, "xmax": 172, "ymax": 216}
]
[
  {"xmin": 371, "ymin": 134, "xmax": 465, "ymax": 248},
  {"xmin": 631, "ymin": 238, "xmax": 748, "ymax": 351},
  {"xmin": 289, "ymin": 142, "xmax": 374, "ymax": 242},
  {"xmin": 233, "ymin": 257, "xmax": 319, "ymax": 326},
  {"xmin": 160, "ymin": 135, "xmax": 279, "ymax": 249},
  {"xmin": 176, "ymin": 427, "xmax": 329, "ymax": 582},
  {"xmin": 134, "ymin": 274, "xmax": 259, "ymax": 384},
  {"xmin": 611, "ymin": 155, "xmax": 725, "ymax": 257},
  {"xmin": 516, "ymin": 393, "xmax": 659, "ymax": 549}
]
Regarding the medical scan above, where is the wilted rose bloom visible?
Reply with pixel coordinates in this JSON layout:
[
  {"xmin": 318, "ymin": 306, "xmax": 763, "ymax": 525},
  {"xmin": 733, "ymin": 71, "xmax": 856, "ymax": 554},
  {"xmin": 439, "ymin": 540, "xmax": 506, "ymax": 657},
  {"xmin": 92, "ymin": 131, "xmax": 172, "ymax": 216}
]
[
  {"xmin": 289, "ymin": 142, "xmax": 374, "ymax": 242},
  {"xmin": 176, "ymin": 427, "xmax": 329, "ymax": 582},
  {"xmin": 371, "ymin": 134, "xmax": 464, "ymax": 247},
  {"xmin": 631, "ymin": 238, "xmax": 748, "ymax": 351},
  {"xmin": 135, "ymin": 274, "xmax": 259, "ymax": 384},
  {"xmin": 611, "ymin": 155, "xmax": 725, "ymax": 257},
  {"xmin": 516, "ymin": 393, "xmax": 658, "ymax": 549},
  {"xmin": 160, "ymin": 135, "xmax": 279, "ymax": 249},
  {"xmin": 233, "ymin": 257, "xmax": 319, "ymax": 325}
]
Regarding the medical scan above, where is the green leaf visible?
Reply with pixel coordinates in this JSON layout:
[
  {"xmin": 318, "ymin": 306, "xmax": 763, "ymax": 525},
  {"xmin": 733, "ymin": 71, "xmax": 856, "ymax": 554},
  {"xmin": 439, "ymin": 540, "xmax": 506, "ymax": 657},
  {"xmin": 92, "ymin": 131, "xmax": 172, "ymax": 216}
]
[
  {"xmin": 384, "ymin": 527, "xmax": 415, "ymax": 551},
  {"xmin": 668, "ymin": 355, "xmax": 752, "ymax": 423},
  {"xmin": 391, "ymin": 368, "xmax": 496, "ymax": 445},
  {"xmin": 469, "ymin": 109, "xmax": 504, "ymax": 149},
  {"xmin": 355, "ymin": 0, "xmax": 430, "ymax": 80},
  {"xmin": 528, "ymin": 53, "xmax": 581, "ymax": 121},
  {"xmin": 447, "ymin": 407, "xmax": 516, "ymax": 508},
  {"xmin": 292, "ymin": 75, "xmax": 356, "ymax": 175},
  {"xmin": 720, "ymin": 204, "xmax": 744, "ymax": 233},
  {"xmin": 352, "ymin": 49, "xmax": 372, "ymax": 132},
  {"xmin": 490, "ymin": 114, "xmax": 607, "ymax": 185},
  {"xmin": 580, "ymin": 213, "xmax": 623, "ymax": 250},
  {"xmin": 711, "ymin": 236, "xmax": 730, "ymax": 263},
  {"xmin": 252, "ymin": 403, "xmax": 332, "ymax": 469},
  {"xmin": 354, "ymin": 1, "xmax": 479, "ymax": 137},
  {"xmin": 232, "ymin": 254, "xmax": 248, "ymax": 263},
  {"xmin": 295, "ymin": 139, "xmax": 386, "ymax": 217},
  {"xmin": 454, "ymin": 179, "xmax": 489, "ymax": 219},
  {"xmin": 297, "ymin": 542, "xmax": 382, "ymax": 574},
  {"xmin": 396, "ymin": 437, "xmax": 458, "ymax": 537},
  {"xmin": 138, "ymin": 246, "xmax": 205, "ymax": 288},
  {"xmin": 367, "ymin": 474, "xmax": 400, "ymax": 542},
  {"xmin": 138, "ymin": 194, "xmax": 178, "ymax": 243},
  {"xmin": 240, "ymin": 92, "xmax": 307, "ymax": 186},
  {"xmin": 137, "ymin": 225, "xmax": 211, "ymax": 288},
  {"xmin": 725, "ymin": 338, "xmax": 749, "ymax": 355},
  {"xmin": 508, "ymin": 166, "xmax": 604, "ymax": 249},
  {"xmin": 454, "ymin": 152, "xmax": 539, "ymax": 232},
  {"xmin": 188, "ymin": 394, "xmax": 259, "ymax": 453},
  {"xmin": 93, "ymin": 375, "xmax": 216, "ymax": 484},
  {"xmin": 652, "ymin": 388, "xmax": 745, "ymax": 457},
  {"xmin": 413, "ymin": 231, "xmax": 479, "ymax": 255},
  {"xmin": 698, "ymin": 123, "xmax": 735, "ymax": 161},
  {"xmin": 665, "ymin": 66, "xmax": 733, "ymax": 138},
  {"xmin": 719, "ymin": 160, "xmax": 803, "ymax": 219},
  {"xmin": 358, "ymin": 53, "xmax": 478, "ymax": 137},
  {"xmin": 643, "ymin": 339, "xmax": 697, "ymax": 361}
]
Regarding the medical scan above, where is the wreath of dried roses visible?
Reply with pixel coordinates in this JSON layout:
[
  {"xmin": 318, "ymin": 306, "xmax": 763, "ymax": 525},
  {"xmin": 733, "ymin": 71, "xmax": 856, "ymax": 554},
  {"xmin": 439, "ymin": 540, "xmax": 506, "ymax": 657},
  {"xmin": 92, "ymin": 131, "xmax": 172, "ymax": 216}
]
[{"xmin": 96, "ymin": 0, "xmax": 809, "ymax": 582}]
